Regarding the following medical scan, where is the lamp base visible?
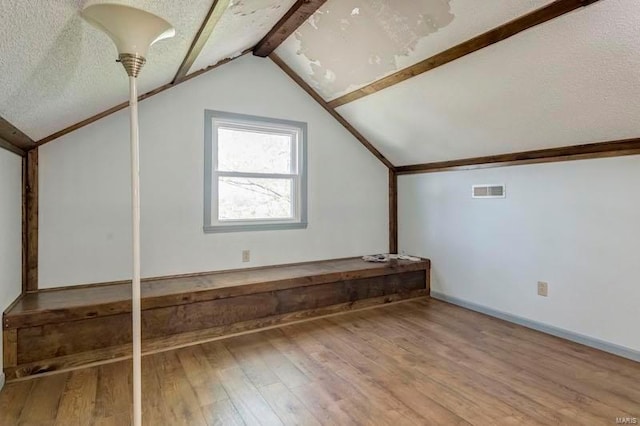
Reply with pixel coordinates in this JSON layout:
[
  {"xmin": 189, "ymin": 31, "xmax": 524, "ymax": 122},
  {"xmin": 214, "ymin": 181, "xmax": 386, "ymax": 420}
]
[{"xmin": 118, "ymin": 53, "xmax": 146, "ymax": 78}]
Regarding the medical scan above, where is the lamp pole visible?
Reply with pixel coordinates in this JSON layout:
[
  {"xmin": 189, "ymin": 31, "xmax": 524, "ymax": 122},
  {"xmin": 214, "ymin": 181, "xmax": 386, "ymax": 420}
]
[
  {"xmin": 126, "ymin": 59, "xmax": 143, "ymax": 426},
  {"xmin": 81, "ymin": 6, "xmax": 174, "ymax": 425}
]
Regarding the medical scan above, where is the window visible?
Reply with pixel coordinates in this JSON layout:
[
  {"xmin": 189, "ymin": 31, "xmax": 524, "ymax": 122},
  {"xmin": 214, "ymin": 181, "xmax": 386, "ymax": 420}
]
[{"xmin": 204, "ymin": 110, "xmax": 307, "ymax": 233}]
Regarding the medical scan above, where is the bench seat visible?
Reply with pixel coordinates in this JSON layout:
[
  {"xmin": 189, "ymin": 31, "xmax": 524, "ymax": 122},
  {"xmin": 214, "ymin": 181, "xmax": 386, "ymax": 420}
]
[{"xmin": 3, "ymin": 257, "xmax": 430, "ymax": 380}]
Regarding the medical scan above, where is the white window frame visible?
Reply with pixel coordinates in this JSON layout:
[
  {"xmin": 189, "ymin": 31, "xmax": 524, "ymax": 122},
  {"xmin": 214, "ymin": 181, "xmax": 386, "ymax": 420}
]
[{"xmin": 204, "ymin": 110, "xmax": 308, "ymax": 233}]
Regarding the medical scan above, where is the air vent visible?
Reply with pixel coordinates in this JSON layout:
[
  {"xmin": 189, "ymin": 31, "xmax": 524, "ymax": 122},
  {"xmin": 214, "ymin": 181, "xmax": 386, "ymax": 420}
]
[{"xmin": 472, "ymin": 184, "xmax": 505, "ymax": 199}]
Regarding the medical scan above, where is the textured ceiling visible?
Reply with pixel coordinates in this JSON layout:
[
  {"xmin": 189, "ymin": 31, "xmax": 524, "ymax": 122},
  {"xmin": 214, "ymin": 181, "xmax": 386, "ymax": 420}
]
[
  {"xmin": 0, "ymin": 0, "xmax": 301, "ymax": 141},
  {"xmin": 336, "ymin": 0, "xmax": 640, "ymax": 166},
  {"xmin": 0, "ymin": 0, "xmax": 212, "ymax": 141},
  {"xmin": 275, "ymin": 0, "xmax": 553, "ymax": 101},
  {"xmin": 189, "ymin": 0, "xmax": 297, "ymax": 74},
  {"xmin": 1, "ymin": 0, "xmax": 635, "ymax": 168}
]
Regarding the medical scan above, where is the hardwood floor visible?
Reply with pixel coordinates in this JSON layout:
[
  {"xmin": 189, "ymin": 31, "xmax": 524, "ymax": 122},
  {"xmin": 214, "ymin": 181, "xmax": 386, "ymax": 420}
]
[{"xmin": 1, "ymin": 298, "xmax": 638, "ymax": 425}]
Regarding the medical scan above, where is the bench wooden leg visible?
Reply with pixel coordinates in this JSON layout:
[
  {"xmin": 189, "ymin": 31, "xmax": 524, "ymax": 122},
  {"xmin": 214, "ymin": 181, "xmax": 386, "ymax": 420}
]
[{"xmin": 3, "ymin": 328, "xmax": 18, "ymax": 368}]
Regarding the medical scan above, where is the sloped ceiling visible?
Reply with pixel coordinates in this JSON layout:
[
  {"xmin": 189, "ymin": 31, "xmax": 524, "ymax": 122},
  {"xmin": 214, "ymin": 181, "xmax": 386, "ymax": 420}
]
[
  {"xmin": 275, "ymin": 0, "xmax": 640, "ymax": 166},
  {"xmin": 0, "ymin": 0, "xmax": 295, "ymax": 141},
  {"xmin": 189, "ymin": 0, "xmax": 297, "ymax": 74},
  {"xmin": 275, "ymin": 0, "xmax": 553, "ymax": 101},
  {"xmin": 2, "ymin": 0, "xmax": 638, "ymax": 167},
  {"xmin": 335, "ymin": 0, "xmax": 640, "ymax": 165},
  {"xmin": 0, "ymin": 0, "xmax": 211, "ymax": 141}
]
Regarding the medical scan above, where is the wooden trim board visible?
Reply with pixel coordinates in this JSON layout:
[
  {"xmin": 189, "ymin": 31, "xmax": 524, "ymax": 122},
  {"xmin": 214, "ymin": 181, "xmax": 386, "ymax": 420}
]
[
  {"xmin": 389, "ymin": 169, "xmax": 398, "ymax": 254},
  {"xmin": 21, "ymin": 157, "xmax": 27, "ymax": 294},
  {"xmin": 269, "ymin": 53, "xmax": 395, "ymax": 169},
  {"xmin": 0, "ymin": 116, "xmax": 35, "ymax": 154},
  {"xmin": 172, "ymin": 0, "xmax": 232, "ymax": 83},
  {"xmin": 396, "ymin": 138, "xmax": 640, "ymax": 175},
  {"xmin": 0, "ymin": 137, "xmax": 25, "ymax": 157},
  {"xmin": 253, "ymin": 0, "xmax": 328, "ymax": 57},
  {"xmin": 327, "ymin": 0, "xmax": 601, "ymax": 109},
  {"xmin": 25, "ymin": 149, "xmax": 38, "ymax": 292}
]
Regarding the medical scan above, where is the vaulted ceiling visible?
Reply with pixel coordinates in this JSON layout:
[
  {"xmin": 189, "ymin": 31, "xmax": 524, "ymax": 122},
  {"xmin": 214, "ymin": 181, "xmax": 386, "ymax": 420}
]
[
  {"xmin": 1, "ymin": 0, "xmax": 208, "ymax": 141},
  {"xmin": 275, "ymin": 0, "xmax": 552, "ymax": 101},
  {"xmin": 0, "ymin": 0, "xmax": 297, "ymax": 141},
  {"xmin": 1, "ymin": 0, "xmax": 638, "ymax": 167},
  {"xmin": 331, "ymin": 0, "xmax": 640, "ymax": 165}
]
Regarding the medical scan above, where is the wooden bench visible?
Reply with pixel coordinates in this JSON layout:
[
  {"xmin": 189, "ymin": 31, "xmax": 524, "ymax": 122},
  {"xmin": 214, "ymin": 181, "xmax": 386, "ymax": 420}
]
[{"xmin": 3, "ymin": 257, "xmax": 430, "ymax": 380}]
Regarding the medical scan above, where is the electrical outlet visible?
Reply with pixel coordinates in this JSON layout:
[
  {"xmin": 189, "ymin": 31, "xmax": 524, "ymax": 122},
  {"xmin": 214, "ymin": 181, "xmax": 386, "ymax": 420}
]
[
  {"xmin": 242, "ymin": 250, "xmax": 250, "ymax": 263},
  {"xmin": 537, "ymin": 281, "xmax": 548, "ymax": 297}
]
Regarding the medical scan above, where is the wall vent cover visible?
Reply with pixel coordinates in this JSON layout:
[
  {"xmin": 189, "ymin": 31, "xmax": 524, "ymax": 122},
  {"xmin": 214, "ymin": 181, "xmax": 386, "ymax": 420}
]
[{"xmin": 472, "ymin": 184, "xmax": 506, "ymax": 198}]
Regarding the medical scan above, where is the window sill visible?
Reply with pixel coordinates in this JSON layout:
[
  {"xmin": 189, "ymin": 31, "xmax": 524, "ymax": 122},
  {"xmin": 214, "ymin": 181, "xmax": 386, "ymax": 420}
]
[{"xmin": 203, "ymin": 222, "xmax": 308, "ymax": 233}]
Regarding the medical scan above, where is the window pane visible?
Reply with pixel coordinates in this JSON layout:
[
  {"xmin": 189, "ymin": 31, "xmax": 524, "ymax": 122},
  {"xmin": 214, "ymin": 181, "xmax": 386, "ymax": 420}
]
[
  {"xmin": 217, "ymin": 127, "xmax": 293, "ymax": 174},
  {"xmin": 218, "ymin": 177, "xmax": 293, "ymax": 220}
]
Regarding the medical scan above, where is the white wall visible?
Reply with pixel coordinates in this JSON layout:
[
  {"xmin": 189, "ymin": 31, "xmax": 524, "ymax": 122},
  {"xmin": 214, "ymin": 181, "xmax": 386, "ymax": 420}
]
[
  {"xmin": 39, "ymin": 54, "xmax": 388, "ymax": 288},
  {"xmin": 0, "ymin": 149, "xmax": 22, "ymax": 380},
  {"xmin": 399, "ymin": 156, "xmax": 640, "ymax": 353}
]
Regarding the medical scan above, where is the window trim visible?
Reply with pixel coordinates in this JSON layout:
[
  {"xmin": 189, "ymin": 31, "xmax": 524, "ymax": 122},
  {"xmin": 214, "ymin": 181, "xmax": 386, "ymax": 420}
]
[{"xmin": 204, "ymin": 110, "xmax": 308, "ymax": 233}]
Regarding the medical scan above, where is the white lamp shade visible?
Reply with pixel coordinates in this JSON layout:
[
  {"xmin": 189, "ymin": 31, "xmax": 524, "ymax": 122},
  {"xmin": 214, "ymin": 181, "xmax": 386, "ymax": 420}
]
[{"xmin": 82, "ymin": 3, "xmax": 175, "ymax": 58}]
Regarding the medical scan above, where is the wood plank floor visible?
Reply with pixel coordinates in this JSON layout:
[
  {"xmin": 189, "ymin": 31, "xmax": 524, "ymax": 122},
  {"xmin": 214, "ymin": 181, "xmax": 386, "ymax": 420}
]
[{"xmin": 1, "ymin": 298, "xmax": 638, "ymax": 425}]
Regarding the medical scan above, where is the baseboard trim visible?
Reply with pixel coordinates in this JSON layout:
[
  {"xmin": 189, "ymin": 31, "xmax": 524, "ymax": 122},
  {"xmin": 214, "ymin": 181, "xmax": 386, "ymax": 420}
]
[{"xmin": 431, "ymin": 291, "xmax": 640, "ymax": 363}]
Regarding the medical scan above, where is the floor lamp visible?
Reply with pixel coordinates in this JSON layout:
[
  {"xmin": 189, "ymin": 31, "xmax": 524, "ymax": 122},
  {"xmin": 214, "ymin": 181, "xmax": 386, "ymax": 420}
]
[{"xmin": 81, "ymin": 5, "xmax": 174, "ymax": 425}]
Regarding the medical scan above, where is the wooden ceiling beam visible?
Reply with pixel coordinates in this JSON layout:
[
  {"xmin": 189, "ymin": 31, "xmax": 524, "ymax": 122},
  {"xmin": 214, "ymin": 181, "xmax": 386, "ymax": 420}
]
[
  {"xmin": 395, "ymin": 138, "xmax": 640, "ymax": 175},
  {"xmin": 0, "ymin": 117, "xmax": 35, "ymax": 156},
  {"xmin": 253, "ymin": 0, "xmax": 328, "ymax": 57},
  {"xmin": 328, "ymin": 0, "xmax": 601, "ymax": 109},
  {"xmin": 172, "ymin": 0, "xmax": 231, "ymax": 84},
  {"xmin": 37, "ymin": 51, "xmax": 250, "ymax": 147},
  {"xmin": 270, "ymin": 53, "xmax": 395, "ymax": 169},
  {"xmin": 0, "ymin": 137, "xmax": 26, "ymax": 157}
]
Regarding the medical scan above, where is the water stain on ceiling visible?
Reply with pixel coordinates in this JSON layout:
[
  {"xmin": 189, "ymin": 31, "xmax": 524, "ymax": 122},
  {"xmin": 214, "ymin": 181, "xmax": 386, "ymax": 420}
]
[{"xmin": 290, "ymin": 0, "xmax": 454, "ymax": 100}]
